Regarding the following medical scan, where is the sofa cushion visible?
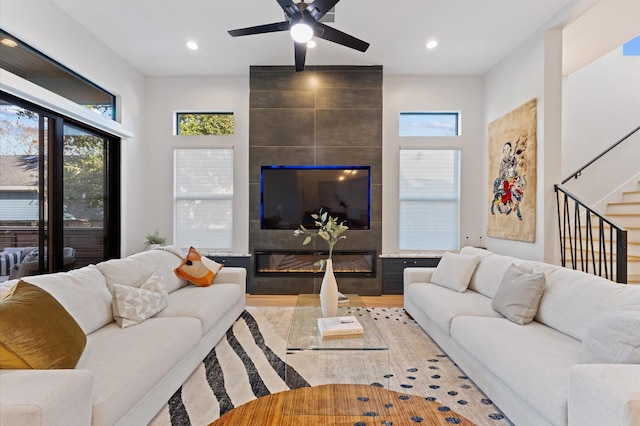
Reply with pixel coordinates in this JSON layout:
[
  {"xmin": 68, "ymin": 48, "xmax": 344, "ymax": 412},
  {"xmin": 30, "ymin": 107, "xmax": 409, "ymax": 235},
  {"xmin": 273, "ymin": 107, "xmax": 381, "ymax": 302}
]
[
  {"xmin": 21, "ymin": 265, "xmax": 113, "ymax": 335},
  {"xmin": 492, "ymin": 263, "xmax": 546, "ymax": 325},
  {"xmin": 155, "ymin": 283, "xmax": 243, "ymax": 335},
  {"xmin": 0, "ymin": 369, "xmax": 94, "ymax": 425},
  {"xmin": 581, "ymin": 309, "xmax": 640, "ymax": 364},
  {"xmin": 0, "ymin": 279, "xmax": 18, "ymax": 299},
  {"xmin": 112, "ymin": 270, "xmax": 169, "ymax": 328},
  {"xmin": 76, "ymin": 317, "xmax": 201, "ymax": 426},
  {"xmin": 0, "ymin": 281, "xmax": 86, "ymax": 369},
  {"xmin": 98, "ymin": 248, "xmax": 187, "ymax": 294},
  {"xmin": 174, "ymin": 247, "xmax": 222, "ymax": 287},
  {"xmin": 430, "ymin": 252, "xmax": 479, "ymax": 292},
  {"xmin": 451, "ymin": 315, "xmax": 582, "ymax": 425},
  {"xmin": 535, "ymin": 267, "xmax": 640, "ymax": 341},
  {"xmin": 405, "ymin": 282, "xmax": 502, "ymax": 334},
  {"xmin": 461, "ymin": 246, "xmax": 515, "ymax": 298}
]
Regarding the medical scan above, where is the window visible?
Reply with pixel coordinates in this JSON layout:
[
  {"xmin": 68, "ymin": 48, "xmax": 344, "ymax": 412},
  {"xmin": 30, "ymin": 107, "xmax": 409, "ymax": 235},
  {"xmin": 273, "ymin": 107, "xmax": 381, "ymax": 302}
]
[
  {"xmin": 174, "ymin": 148, "xmax": 233, "ymax": 251},
  {"xmin": 176, "ymin": 112, "xmax": 234, "ymax": 135},
  {"xmin": 399, "ymin": 149, "xmax": 460, "ymax": 251},
  {"xmin": 0, "ymin": 29, "xmax": 115, "ymax": 120},
  {"xmin": 399, "ymin": 112, "xmax": 459, "ymax": 137}
]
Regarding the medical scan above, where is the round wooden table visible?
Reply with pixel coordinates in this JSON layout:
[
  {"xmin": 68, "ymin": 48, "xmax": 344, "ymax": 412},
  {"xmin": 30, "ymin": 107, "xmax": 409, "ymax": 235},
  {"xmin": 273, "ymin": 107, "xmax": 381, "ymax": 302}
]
[{"xmin": 211, "ymin": 384, "xmax": 474, "ymax": 425}]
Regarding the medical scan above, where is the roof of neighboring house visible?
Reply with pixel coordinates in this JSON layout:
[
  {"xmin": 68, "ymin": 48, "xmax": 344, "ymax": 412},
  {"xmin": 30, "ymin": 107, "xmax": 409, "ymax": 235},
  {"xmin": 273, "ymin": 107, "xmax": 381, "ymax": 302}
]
[{"xmin": 0, "ymin": 156, "xmax": 38, "ymax": 187}]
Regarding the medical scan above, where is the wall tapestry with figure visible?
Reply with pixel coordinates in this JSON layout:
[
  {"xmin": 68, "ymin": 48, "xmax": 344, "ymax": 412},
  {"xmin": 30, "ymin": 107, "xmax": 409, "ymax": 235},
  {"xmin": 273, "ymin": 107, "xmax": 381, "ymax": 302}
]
[{"xmin": 487, "ymin": 98, "xmax": 537, "ymax": 242}]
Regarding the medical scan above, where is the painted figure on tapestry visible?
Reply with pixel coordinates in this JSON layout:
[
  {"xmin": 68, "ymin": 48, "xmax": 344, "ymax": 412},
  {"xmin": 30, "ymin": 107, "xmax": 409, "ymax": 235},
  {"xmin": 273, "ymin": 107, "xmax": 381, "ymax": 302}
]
[
  {"xmin": 486, "ymin": 98, "xmax": 536, "ymax": 243},
  {"xmin": 490, "ymin": 136, "xmax": 528, "ymax": 220}
]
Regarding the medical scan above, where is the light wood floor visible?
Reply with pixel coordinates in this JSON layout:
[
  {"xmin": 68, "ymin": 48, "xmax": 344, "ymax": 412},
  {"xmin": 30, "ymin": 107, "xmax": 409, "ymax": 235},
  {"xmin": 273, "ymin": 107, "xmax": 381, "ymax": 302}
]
[{"xmin": 246, "ymin": 294, "xmax": 404, "ymax": 308}]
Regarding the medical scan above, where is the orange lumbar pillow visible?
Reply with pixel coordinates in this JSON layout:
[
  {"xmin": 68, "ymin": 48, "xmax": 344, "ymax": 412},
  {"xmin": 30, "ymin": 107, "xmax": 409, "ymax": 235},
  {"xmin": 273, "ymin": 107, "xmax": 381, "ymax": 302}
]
[{"xmin": 174, "ymin": 247, "xmax": 222, "ymax": 287}]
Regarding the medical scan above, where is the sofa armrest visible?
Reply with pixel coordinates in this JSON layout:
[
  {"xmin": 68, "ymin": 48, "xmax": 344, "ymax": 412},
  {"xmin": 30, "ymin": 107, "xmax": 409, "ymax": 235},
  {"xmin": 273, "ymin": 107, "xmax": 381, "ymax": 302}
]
[
  {"xmin": 403, "ymin": 267, "xmax": 435, "ymax": 293},
  {"xmin": 568, "ymin": 364, "xmax": 640, "ymax": 426},
  {"xmin": 0, "ymin": 369, "xmax": 93, "ymax": 426},
  {"xmin": 212, "ymin": 266, "xmax": 247, "ymax": 287}
]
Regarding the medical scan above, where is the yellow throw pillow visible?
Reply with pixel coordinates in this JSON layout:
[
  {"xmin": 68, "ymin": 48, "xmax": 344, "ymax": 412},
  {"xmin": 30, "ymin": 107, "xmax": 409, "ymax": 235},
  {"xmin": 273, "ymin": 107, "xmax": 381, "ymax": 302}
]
[
  {"xmin": 0, "ymin": 280, "xmax": 86, "ymax": 369},
  {"xmin": 174, "ymin": 247, "xmax": 222, "ymax": 287}
]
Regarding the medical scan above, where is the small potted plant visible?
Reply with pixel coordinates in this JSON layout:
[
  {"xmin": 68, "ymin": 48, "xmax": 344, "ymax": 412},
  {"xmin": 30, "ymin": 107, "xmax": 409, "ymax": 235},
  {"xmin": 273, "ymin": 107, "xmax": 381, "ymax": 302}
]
[{"xmin": 144, "ymin": 229, "xmax": 166, "ymax": 250}]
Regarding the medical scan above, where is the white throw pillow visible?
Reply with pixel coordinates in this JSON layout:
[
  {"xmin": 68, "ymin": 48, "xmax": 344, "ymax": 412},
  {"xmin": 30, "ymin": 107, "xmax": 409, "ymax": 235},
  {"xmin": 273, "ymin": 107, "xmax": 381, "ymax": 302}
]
[
  {"xmin": 581, "ymin": 309, "xmax": 640, "ymax": 364},
  {"xmin": 492, "ymin": 263, "xmax": 546, "ymax": 325},
  {"xmin": 430, "ymin": 252, "xmax": 480, "ymax": 292},
  {"xmin": 112, "ymin": 270, "xmax": 168, "ymax": 328}
]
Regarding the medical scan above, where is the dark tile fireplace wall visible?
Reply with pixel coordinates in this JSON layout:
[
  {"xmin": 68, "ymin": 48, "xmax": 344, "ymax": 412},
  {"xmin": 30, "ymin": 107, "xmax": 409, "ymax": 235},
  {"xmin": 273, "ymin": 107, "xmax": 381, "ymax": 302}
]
[{"xmin": 249, "ymin": 65, "xmax": 383, "ymax": 295}]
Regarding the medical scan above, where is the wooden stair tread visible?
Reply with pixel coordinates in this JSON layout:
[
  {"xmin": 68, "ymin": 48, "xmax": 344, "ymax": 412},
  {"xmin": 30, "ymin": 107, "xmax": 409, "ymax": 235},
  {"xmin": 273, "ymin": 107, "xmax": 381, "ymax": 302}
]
[{"xmin": 608, "ymin": 201, "xmax": 640, "ymax": 206}]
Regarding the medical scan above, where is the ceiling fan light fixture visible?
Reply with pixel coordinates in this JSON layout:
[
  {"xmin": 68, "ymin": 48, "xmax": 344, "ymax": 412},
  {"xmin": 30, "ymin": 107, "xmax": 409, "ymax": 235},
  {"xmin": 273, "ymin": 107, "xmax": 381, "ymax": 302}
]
[{"xmin": 290, "ymin": 22, "xmax": 313, "ymax": 43}]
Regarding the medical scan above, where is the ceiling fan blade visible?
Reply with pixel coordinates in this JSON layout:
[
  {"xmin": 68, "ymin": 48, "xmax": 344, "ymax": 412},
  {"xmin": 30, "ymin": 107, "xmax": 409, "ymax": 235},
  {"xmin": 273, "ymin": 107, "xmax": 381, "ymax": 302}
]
[
  {"xmin": 306, "ymin": 0, "xmax": 340, "ymax": 21},
  {"xmin": 228, "ymin": 21, "xmax": 290, "ymax": 37},
  {"xmin": 294, "ymin": 41, "xmax": 307, "ymax": 72},
  {"xmin": 313, "ymin": 22, "xmax": 369, "ymax": 52},
  {"xmin": 276, "ymin": 0, "xmax": 301, "ymax": 18}
]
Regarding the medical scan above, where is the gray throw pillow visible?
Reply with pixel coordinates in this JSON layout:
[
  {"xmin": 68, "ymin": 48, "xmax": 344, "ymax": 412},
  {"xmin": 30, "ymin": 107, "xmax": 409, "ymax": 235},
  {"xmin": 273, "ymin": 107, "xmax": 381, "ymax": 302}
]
[
  {"xmin": 581, "ymin": 309, "xmax": 640, "ymax": 364},
  {"xmin": 492, "ymin": 263, "xmax": 546, "ymax": 325}
]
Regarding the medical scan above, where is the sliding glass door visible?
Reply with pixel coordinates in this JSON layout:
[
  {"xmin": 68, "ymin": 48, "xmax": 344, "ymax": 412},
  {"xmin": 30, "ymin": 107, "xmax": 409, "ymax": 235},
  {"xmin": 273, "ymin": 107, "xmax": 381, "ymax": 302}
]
[{"xmin": 0, "ymin": 93, "xmax": 120, "ymax": 280}]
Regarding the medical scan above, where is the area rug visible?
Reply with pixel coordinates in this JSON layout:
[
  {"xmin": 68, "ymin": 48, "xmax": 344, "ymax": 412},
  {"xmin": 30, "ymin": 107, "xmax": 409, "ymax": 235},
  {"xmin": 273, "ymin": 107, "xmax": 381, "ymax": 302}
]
[{"xmin": 150, "ymin": 307, "xmax": 511, "ymax": 425}]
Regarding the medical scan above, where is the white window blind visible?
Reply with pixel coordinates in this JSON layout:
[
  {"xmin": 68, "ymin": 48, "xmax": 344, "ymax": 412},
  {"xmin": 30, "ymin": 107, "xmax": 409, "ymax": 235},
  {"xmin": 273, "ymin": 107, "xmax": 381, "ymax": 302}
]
[
  {"xmin": 174, "ymin": 148, "xmax": 233, "ymax": 251},
  {"xmin": 399, "ymin": 149, "xmax": 460, "ymax": 251}
]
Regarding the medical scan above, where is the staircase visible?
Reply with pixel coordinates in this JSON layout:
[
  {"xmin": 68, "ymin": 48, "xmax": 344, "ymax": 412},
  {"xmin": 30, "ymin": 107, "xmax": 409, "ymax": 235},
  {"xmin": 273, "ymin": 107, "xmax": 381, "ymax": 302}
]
[
  {"xmin": 556, "ymin": 126, "xmax": 640, "ymax": 284},
  {"xmin": 564, "ymin": 181, "xmax": 640, "ymax": 284},
  {"xmin": 606, "ymin": 183, "xmax": 640, "ymax": 283}
]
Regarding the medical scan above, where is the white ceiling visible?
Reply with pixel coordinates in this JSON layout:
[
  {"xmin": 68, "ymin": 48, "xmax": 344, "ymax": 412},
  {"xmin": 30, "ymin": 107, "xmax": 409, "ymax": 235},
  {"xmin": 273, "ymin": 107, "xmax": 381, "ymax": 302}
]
[{"xmin": 51, "ymin": 0, "xmax": 576, "ymax": 77}]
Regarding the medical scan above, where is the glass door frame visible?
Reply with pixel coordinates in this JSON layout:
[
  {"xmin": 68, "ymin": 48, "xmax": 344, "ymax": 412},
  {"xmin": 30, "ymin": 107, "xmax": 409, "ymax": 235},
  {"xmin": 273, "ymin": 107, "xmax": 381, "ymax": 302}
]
[{"xmin": 1, "ymin": 91, "xmax": 120, "ymax": 274}]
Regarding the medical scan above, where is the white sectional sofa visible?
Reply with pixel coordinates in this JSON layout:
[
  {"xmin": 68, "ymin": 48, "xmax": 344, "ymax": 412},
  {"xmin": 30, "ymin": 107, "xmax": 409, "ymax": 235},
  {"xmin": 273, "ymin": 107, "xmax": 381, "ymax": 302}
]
[
  {"xmin": 404, "ymin": 246, "xmax": 640, "ymax": 426},
  {"xmin": 0, "ymin": 247, "xmax": 246, "ymax": 426}
]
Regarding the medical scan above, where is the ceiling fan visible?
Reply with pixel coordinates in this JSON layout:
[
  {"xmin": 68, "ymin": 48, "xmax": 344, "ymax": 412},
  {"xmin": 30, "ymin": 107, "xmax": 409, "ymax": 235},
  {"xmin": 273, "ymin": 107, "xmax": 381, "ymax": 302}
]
[{"xmin": 228, "ymin": 0, "xmax": 369, "ymax": 72}]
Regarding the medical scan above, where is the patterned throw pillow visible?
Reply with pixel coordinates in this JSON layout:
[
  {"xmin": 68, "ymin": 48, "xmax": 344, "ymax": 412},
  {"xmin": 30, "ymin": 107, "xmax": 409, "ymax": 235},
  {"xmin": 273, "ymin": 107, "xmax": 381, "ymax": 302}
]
[
  {"xmin": 174, "ymin": 246, "xmax": 223, "ymax": 287},
  {"xmin": 0, "ymin": 252, "xmax": 20, "ymax": 276},
  {"xmin": 112, "ymin": 270, "xmax": 168, "ymax": 328}
]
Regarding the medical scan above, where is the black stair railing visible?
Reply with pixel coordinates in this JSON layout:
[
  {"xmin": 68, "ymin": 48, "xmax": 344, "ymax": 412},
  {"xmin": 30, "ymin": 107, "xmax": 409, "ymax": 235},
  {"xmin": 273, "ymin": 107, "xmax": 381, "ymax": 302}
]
[
  {"xmin": 555, "ymin": 185, "xmax": 627, "ymax": 283},
  {"xmin": 555, "ymin": 125, "xmax": 638, "ymax": 284}
]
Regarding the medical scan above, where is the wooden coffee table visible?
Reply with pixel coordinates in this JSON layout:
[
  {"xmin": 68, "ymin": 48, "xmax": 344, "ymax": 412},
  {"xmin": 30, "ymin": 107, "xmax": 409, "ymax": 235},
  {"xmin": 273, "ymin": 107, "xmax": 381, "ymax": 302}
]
[{"xmin": 211, "ymin": 384, "xmax": 474, "ymax": 425}]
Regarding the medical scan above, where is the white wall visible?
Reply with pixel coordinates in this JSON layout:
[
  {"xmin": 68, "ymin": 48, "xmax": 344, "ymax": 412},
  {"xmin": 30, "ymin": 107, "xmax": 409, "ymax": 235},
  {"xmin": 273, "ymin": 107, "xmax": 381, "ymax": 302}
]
[
  {"xmin": 382, "ymin": 76, "xmax": 485, "ymax": 253},
  {"xmin": 483, "ymin": 31, "xmax": 549, "ymax": 261},
  {"xmin": 145, "ymin": 77, "xmax": 250, "ymax": 254},
  {"xmin": 562, "ymin": 47, "xmax": 640, "ymax": 207},
  {"xmin": 0, "ymin": 0, "xmax": 147, "ymax": 255},
  {"xmin": 482, "ymin": 0, "xmax": 638, "ymax": 263}
]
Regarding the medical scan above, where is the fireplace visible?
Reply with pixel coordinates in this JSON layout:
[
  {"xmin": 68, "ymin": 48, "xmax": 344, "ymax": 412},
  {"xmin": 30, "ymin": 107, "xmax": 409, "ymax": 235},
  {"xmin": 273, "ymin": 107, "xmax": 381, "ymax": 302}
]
[{"xmin": 255, "ymin": 250, "xmax": 376, "ymax": 277}]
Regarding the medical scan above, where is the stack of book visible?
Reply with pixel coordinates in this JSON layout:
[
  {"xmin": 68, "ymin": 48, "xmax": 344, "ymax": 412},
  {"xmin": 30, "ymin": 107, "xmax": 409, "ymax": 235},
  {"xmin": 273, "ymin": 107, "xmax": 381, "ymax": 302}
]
[{"xmin": 317, "ymin": 315, "xmax": 364, "ymax": 339}]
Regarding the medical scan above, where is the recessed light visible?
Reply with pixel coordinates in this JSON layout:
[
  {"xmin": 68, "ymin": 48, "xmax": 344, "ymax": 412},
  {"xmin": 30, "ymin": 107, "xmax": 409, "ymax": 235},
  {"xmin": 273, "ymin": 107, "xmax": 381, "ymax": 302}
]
[
  {"xmin": 307, "ymin": 39, "xmax": 317, "ymax": 48},
  {"xmin": 426, "ymin": 40, "xmax": 438, "ymax": 49},
  {"xmin": 1, "ymin": 38, "xmax": 18, "ymax": 48},
  {"xmin": 186, "ymin": 40, "xmax": 198, "ymax": 50}
]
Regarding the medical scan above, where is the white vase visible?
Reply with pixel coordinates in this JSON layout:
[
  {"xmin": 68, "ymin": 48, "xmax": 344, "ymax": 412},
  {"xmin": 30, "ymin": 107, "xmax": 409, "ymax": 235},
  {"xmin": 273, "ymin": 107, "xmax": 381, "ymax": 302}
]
[{"xmin": 320, "ymin": 259, "xmax": 339, "ymax": 318}]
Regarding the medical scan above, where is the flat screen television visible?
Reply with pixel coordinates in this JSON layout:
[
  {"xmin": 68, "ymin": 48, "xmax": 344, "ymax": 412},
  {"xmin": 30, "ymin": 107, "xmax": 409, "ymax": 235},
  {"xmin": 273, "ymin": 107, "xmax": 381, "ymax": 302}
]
[{"xmin": 260, "ymin": 165, "xmax": 371, "ymax": 230}]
